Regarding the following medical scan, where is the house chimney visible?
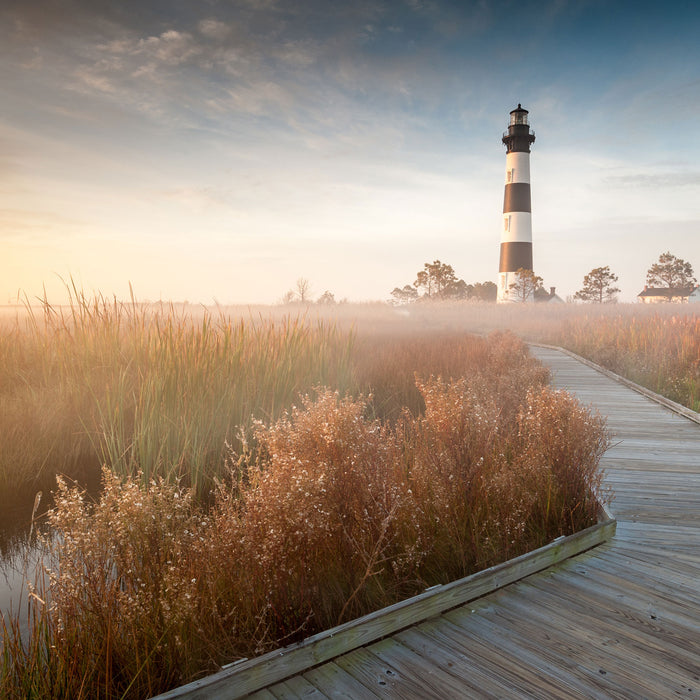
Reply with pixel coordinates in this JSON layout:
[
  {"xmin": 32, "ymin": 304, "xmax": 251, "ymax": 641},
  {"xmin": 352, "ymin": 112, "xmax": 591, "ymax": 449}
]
[{"xmin": 550, "ymin": 287, "xmax": 555, "ymax": 297}]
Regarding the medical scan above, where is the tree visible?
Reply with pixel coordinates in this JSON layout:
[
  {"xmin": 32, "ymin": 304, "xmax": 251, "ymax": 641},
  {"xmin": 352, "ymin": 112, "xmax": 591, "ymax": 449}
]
[
  {"xmin": 471, "ymin": 281, "xmax": 497, "ymax": 302},
  {"xmin": 391, "ymin": 260, "xmax": 470, "ymax": 303},
  {"xmin": 646, "ymin": 251, "xmax": 697, "ymax": 289},
  {"xmin": 295, "ymin": 278, "xmax": 312, "ymax": 303},
  {"xmin": 508, "ymin": 268, "xmax": 543, "ymax": 302},
  {"xmin": 574, "ymin": 266, "xmax": 620, "ymax": 303},
  {"xmin": 390, "ymin": 285, "xmax": 418, "ymax": 305},
  {"xmin": 414, "ymin": 260, "xmax": 462, "ymax": 300},
  {"xmin": 317, "ymin": 290, "xmax": 336, "ymax": 305},
  {"xmin": 281, "ymin": 289, "xmax": 296, "ymax": 305},
  {"xmin": 443, "ymin": 278, "xmax": 471, "ymax": 300}
]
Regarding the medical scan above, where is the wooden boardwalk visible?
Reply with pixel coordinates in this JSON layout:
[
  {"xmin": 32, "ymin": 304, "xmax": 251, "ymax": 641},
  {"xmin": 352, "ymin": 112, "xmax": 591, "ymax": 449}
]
[{"xmin": 163, "ymin": 348, "xmax": 700, "ymax": 699}]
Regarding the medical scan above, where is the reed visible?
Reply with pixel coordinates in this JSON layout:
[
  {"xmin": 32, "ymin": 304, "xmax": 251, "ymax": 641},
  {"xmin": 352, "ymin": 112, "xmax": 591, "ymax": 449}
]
[
  {"xmin": 2, "ymin": 293, "xmax": 695, "ymax": 515},
  {"xmin": 1, "ymin": 330, "xmax": 609, "ymax": 698},
  {"xmin": 0, "ymin": 288, "xmax": 355, "ymax": 506}
]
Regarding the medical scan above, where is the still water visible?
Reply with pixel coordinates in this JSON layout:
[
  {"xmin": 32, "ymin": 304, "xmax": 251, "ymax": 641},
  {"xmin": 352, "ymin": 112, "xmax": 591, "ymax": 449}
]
[{"xmin": 0, "ymin": 499, "xmax": 48, "ymax": 642}]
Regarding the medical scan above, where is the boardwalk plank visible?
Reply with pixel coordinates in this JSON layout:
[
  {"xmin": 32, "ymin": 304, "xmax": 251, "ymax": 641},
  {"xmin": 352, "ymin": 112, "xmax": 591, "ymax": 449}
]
[
  {"xmin": 432, "ymin": 613, "xmax": 621, "ymax": 699},
  {"xmin": 334, "ymin": 646, "xmax": 444, "ymax": 700},
  {"xmin": 446, "ymin": 603, "xmax": 682, "ymax": 699},
  {"xmin": 267, "ymin": 676, "xmax": 328, "ymax": 700},
  {"xmin": 485, "ymin": 583, "xmax": 700, "ymax": 696},
  {"xmin": 394, "ymin": 625, "xmax": 516, "ymax": 698},
  {"xmin": 366, "ymin": 637, "xmax": 478, "ymax": 697},
  {"xmin": 436, "ymin": 607, "xmax": 624, "ymax": 699},
  {"xmin": 395, "ymin": 615, "xmax": 550, "ymax": 699},
  {"xmin": 301, "ymin": 663, "xmax": 380, "ymax": 700},
  {"xmin": 507, "ymin": 575, "xmax": 700, "ymax": 675},
  {"xmin": 246, "ymin": 691, "xmax": 277, "ymax": 700}
]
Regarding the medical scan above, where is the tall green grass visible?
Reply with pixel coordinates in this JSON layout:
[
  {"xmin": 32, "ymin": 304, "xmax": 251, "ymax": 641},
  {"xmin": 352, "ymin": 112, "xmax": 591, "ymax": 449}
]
[{"xmin": 0, "ymin": 289, "xmax": 355, "ymax": 507}]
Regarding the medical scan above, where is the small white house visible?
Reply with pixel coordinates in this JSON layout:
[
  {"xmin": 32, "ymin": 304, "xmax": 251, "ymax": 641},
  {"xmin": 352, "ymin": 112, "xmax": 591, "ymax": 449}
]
[
  {"xmin": 689, "ymin": 286, "xmax": 700, "ymax": 303},
  {"xmin": 637, "ymin": 286, "xmax": 696, "ymax": 304}
]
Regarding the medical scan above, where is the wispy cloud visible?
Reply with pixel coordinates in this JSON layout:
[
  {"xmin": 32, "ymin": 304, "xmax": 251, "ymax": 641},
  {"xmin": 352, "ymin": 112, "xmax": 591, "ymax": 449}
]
[
  {"xmin": 3, "ymin": 1, "xmax": 491, "ymax": 131},
  {"xmin": 198, "ymin": 18, "xmax": 231, "ymax": 41},
  {"xmin": 604, "ymin": 171, "xmax": 700, "ymax": 189}
]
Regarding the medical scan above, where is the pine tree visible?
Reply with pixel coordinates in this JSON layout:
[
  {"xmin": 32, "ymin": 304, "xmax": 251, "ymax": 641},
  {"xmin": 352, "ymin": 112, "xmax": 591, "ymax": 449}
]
[
  {"xmin": 646, "ymin": 252, "xmax": 697, "ymax": 289},
  {"xmin": 574, "ymin": 266, "xmax": 620, "ymax": 303}
]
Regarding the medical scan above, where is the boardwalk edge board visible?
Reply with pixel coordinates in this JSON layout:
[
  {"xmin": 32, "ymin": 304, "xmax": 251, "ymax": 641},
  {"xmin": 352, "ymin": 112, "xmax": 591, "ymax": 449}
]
[
  {"xmin": 532, "ymin": 343, "xmax": 700, "ymax": 426},
  {"xmin": 154, "ymin": 505, "xmax": 615, "ymax": 699}
]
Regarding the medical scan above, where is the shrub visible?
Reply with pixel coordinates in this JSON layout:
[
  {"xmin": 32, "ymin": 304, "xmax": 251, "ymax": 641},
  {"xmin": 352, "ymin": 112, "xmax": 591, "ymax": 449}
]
[{"xmin": 1, "ymin": 329, "xmax": 610, "ymax": 698}]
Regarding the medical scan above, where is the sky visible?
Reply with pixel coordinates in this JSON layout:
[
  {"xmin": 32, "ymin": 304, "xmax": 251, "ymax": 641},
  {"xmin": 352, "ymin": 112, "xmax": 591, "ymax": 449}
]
[{"xmin": 2, "ymin": 0, "xmax": 700, "ymax": 305}]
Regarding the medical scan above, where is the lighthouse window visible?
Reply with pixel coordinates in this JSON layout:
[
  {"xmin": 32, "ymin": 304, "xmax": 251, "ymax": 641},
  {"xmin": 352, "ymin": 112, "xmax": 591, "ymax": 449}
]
[
  {"xmin": 506, "ymin": 169, "xmax": 514, "ymax": 183},
  {"xmin": 504, "ymin": 215, "xmax": 510, "ymax": 231}
]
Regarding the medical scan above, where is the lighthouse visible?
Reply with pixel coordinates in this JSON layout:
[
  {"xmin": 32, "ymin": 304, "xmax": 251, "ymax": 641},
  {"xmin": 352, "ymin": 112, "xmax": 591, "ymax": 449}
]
[{"xmin": 497, "ymin": 104, "xmax": 536, "ymax": 302}]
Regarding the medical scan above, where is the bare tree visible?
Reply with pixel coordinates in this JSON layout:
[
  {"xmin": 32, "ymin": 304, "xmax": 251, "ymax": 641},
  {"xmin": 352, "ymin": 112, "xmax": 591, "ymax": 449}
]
[
  {"xmin": 574, "ymin": 266, "xmax": 620, "ymax": 303},
  {"xmin": 295, "ymin": 278, "xmax": 312, "ymax": 303},
  {"xmin": 281, "ymin": 289, "xmax": 297, "ymax": 305}
]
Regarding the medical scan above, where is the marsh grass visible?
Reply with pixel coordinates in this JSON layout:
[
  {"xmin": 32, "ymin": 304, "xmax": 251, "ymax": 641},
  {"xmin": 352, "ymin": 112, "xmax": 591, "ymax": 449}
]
[
  {"xmin": 0, "ymin": 288, "xmax": 356, "ymax": 508},
  {"xmin": 1, "ymin": 327, "xmax": 610, "ymax": 698},
  {"xmin": 319, "ymin": 300, "xmax": 700, "ymax": 413},
  {"xmin": 2, "ymin": 295, "xmax": 695, "ymax": 511},
  {"xmin": 548, "ymin": 312, "xmax": 700, "ymax": 411}
]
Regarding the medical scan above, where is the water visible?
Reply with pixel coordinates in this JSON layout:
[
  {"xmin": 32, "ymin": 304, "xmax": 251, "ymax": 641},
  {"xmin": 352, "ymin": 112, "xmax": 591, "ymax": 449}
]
[
  {"xmin": 0, "ymin": 499, "xmax": 48, "ymax": 643},
  {"xmin": 1, "ymin": 479, "xmax": 101, "ymax": 644},
  {"xmin": 0, "ymin": 542, "xmax": 46, "ymax": 642}
]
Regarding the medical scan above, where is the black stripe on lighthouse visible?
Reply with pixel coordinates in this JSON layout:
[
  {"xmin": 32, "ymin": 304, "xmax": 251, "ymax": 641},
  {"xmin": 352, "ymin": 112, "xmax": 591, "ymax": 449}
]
[
  {"xmin": 499, "ymin": 242, "xmax": 532, "ymax": 272},
  {"xmin": 503, "ymin": 183, "xmax": 531, "ymax": 213}
]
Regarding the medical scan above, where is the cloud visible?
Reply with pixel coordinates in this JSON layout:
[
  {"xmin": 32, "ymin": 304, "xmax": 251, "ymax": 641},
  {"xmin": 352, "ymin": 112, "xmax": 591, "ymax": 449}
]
[
  {"xmin": 91, "ymin": 29, "xmax": 203, "ymax": 79},
  {"xmin": 2, "ymin": 0, "xmax": 503, "ymax": 149},
  {"xmin": 198, "ymin": 19, "xmax": 231, "ymax": 40},
  {"xmin": 271, "ymin": 40, "xmax": 318, "ymax": 67},
  {"xmin": 603, "ymin": 171, "xmax": 700, "ymax": 189}
]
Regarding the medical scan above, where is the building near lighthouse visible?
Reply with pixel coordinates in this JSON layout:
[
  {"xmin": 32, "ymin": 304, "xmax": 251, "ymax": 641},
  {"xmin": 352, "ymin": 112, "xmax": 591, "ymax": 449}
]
[{"xmin": 497, "ymin": 104, "xmax": 536, "ymax": 303}]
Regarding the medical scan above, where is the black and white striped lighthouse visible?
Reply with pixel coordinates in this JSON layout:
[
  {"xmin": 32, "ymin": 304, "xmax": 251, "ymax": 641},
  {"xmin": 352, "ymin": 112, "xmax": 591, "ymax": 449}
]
[{"xmin": 497, "ymin": 104, "xmax": 536, "ymax": 302}]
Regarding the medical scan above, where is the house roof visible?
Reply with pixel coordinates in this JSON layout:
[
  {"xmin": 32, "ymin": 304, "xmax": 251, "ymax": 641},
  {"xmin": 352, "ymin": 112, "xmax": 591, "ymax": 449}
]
[{"xmin": 637, "ymin": 286, "xmax": 696, "ymax": 298}]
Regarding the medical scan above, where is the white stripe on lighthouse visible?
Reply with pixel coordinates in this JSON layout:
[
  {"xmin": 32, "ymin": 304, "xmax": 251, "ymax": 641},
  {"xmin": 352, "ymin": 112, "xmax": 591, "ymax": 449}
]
[
  {"xmin": 504, "ymin": 152, "xmax": 531, "ymax": 184},
  {"xmin": 501, "ymin": 212, "xmax": 532, "ymax": 243}
]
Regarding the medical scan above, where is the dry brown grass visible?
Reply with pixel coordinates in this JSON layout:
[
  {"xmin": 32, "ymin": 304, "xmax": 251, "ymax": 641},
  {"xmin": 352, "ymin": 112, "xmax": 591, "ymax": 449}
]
[
  {"xmin": 1, "ymin": 329, "xmax": 609, "ymax": 698},
  {"xmin": 547, "ymin": 311, "xmax": 700, "ymax": 411}
]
